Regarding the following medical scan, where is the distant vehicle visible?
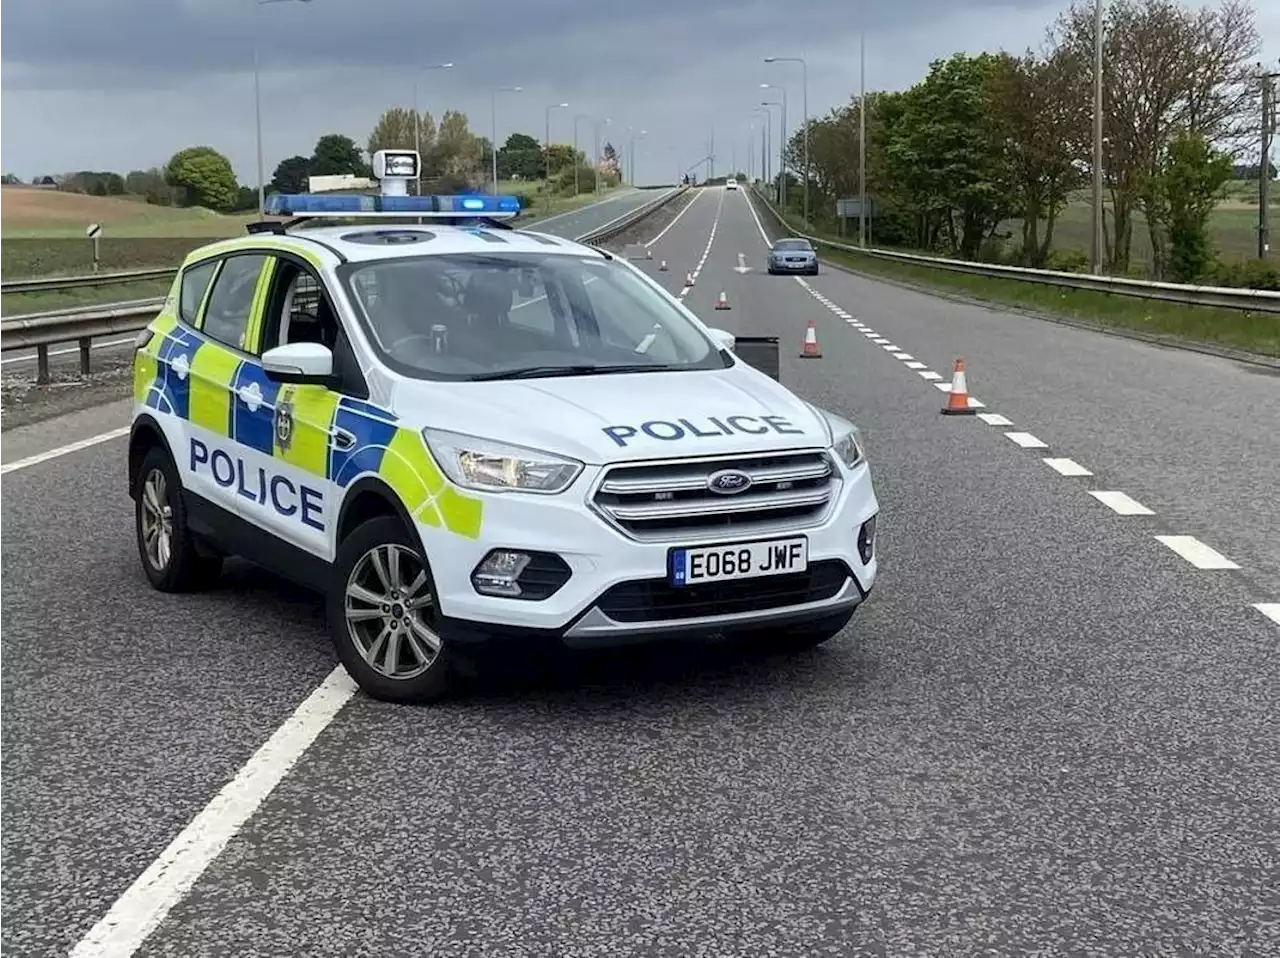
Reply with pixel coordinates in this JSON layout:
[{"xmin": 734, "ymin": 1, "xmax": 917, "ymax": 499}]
[
  {"xmin": 767, "ymin": 237, "xmax": 819, "ymax": 275},
  {"xmin": 725, "ymin": 177, "xmax": 739, "ymax": 190}
]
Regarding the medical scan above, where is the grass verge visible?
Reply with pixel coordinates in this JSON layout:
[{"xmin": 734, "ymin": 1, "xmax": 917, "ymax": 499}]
[{"xmin": 754, "ymin": 194, "xmax": 1279, "ymax": 359}]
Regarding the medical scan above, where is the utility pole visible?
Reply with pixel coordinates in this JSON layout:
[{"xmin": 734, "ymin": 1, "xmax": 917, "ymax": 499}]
[
  {"xmin": 709, "ymin": 128, "xmax": 715, "ymax": 181},
  {"xmin": 1091, "ymin": 0, "xmax": 1105, "ymax": 274},
  {"xmin": 1259, "ymin": 66, "xmax": 1279, "ymax": 259}
]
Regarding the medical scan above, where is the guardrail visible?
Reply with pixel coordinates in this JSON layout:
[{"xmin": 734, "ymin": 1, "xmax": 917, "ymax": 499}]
[
  {"xmin": 1, "ymin": 266, "xmax": 177, "ymax": 295},
  {"xmin": 751, "ymin": 187, "xmax": 1280, "ymax": 314},
  {"xmin": 1, "ymin": 185, "xmax": 691, "ymax": 383}
]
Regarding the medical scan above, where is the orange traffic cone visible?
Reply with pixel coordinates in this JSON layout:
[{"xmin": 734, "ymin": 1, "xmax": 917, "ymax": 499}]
[
  {"xmin": 685, "ymin": 272, "xmax": 696, "ymax": 286},
  {"xmin": 659, "ymin": 260, "xmax": 669, "ymax": 271},
  {"xmin": 715, "ymin": 290, "xmax": 731, "ymax": 310},
  {"xmin": 799, "ymin": 320, "xmax": 822, "ymax": 359},
  {"xmin": 940, "ymin": 358, "xmax": 977, "ymax": 416}
]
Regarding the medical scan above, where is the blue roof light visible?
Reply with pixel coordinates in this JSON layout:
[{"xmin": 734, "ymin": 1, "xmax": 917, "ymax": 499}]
[{"xmin": 263, "ymin": 192, "xmax": 521, "ymax": 219}]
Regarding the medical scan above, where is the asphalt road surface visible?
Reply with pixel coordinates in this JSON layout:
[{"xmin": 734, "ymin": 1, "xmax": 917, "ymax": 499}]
[{"xmin": 2, "ymin": 187, "xmax": 1277, "ymax": 958}]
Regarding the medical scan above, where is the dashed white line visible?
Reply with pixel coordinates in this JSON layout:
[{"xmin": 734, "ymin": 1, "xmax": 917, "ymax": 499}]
[
  {"xmin": 919, "ymin": 371, "xmax": 943, "ymax": 381},
  {"xmin": 70, "ymin": 665, "xmax": 360, "ymax": 958},
  {"xmin": 893, "ymin": 352, "xmax": 914, "ymax": 360},
  {"xmin": 977, "ymin": 413, "xmax": 1013, "ymax": 426},
  {"xmin": 1154, "ymin": 535, "xmax": 1240, "ymax": 570},
  {"xmin": 1253, "ymin": 603, "xmax": 1280, "ymax": 626},
  {"xmin": 904, "ymin": 361, "xmax": 927, "ymax": 370},
  {"xmin": 1043, "ymin": 457, "xmax": 1093, "ymax": 477},
  {"xmin": 1088, "ymin": 491, "xmax": 1155, "ymax": 516},
  {"xmin": 881, "ymin": 344, "xmax": 900, "ymax": 351},
  {"xmin": 1, "ymin": 426, "xmax": 131, "ymax": 475},
  {"xmin": 1004, "ymin": 431, "xmax": 1048, "ymax": 449},
  {"xmin": 678, "ymin": 188, "xmax": 725, "ymax": 300}
]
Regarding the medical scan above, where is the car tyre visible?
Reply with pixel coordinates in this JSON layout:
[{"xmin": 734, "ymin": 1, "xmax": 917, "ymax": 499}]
[
  {"xmin": 736, "ymin": 608, "xmax": 855, "ymax": 654},
  {"xmin": 134, "ymin": 446, "xmax": 222, "ymax": 592},
  {"xmin": 328, "ymin": 515, "xmax": 458, "ymax": 704}
]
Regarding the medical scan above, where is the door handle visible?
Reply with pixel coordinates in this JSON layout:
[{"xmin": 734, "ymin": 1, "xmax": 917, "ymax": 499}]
[{"xmin": 332, "ymin": 428, "xmax": 357, "ymax": 451}]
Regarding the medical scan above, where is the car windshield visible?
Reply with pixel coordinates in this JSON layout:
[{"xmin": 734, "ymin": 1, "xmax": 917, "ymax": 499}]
[
  {"xmin": 340, "ymin": 252, "xmax": 729, "ymax": 381},
  {"xmin": 774, "ymin": 240, "xmax": 812, "ymax": 251}
]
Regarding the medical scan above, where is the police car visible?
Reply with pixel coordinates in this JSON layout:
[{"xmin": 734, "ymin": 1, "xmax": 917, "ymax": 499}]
[{"xmin": 129, "ymin": 149, "xmax": 878, "ymax": 703}]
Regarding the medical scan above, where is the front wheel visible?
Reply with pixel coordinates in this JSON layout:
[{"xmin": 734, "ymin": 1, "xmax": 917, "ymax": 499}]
[{"xmin": 328, "ymin": 516, "xmax": 457, "ymax": 704}]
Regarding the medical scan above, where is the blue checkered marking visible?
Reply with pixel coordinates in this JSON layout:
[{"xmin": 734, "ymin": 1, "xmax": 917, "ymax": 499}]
[
  {"xmin": 230, "ymin": 361, "xmax": 282, "ymax": 455},
  {"xmin": 328, "ymin": 397, "xmax": 400, "ymax": 486}
]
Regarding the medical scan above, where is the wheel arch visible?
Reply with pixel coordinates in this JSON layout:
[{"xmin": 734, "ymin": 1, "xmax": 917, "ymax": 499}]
[
  {"xmin": 336, "ymin": 476, "xmax": 424, "ymax": 551},
  {"xmin": 128, "ymin": 414, "xmax": 179, "ymax": 498}
]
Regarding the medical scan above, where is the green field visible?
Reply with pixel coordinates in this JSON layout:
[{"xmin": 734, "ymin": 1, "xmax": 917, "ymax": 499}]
[{"xmin": 1, "ymin": 181, "xmax": 622, "ymax": 283}]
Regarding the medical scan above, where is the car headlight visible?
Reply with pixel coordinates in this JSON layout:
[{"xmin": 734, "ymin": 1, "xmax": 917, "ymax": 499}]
[
  {"xmin": 421, "ymin": 427, "xmax": 583, "ymax": 494},
  {"xmin": 832, "ymin": 426, "xmax": 865, "ymax": 469}
]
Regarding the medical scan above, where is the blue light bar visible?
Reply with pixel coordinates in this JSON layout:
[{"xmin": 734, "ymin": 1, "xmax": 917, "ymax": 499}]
[{"xmin": 263, "ymin": 192, "xmax": 522, "ymax": 218}]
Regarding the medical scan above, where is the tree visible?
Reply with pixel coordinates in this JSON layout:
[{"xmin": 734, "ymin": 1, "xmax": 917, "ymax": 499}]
[
  {"xmin": 164, "ymin": 146, "xmax": 239, "ymax": 211},
  {"xmin": 435, "ymin": 110, "xmax": 483, "ymax": 178},
  {"xmin": 310, "ymin": 133, "xmax": 368, "ymax": 177},
  {"xmin": 1144, "ymin": 132, "xmax": 1233, "ymax": 281},
  {"xmin": 270, "ymin": 155, "xmax": 312, "ymax": 194},
  {"xmin": 988, "ymin": 48, "xmax": 1087, "ymax": 266},
  {"xmin": 1054, "ymin": 0, "xmax": 1259, "ymax": 272},
  {"xmin": 497, "ymin": 132, "xmax": 543, "ymax": 180},
  {"xmin": 367, "ymin": 108, "xmax": 436, "ymax": 175},
  {"xmin": 545, "ymin": 143, "xmax": 583, "ymax": 184}
]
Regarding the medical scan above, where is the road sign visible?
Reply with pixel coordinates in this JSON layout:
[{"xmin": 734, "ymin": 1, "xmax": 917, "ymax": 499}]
[
  {"xmin": 86, "ymin": 223, "xmax": 102, "ymax": 238},
  {"xmin": 837, "ymin": 198, "xmax": 879, "ymax": 219}
]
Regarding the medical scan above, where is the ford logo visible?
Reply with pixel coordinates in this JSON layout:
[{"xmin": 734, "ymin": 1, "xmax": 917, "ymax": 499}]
[{"xmin": 707, "ymin": 469, "xmax": 753, "ymax": 495}]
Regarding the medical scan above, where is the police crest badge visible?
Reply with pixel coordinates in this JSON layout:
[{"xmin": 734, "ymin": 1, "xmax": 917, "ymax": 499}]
[{"xmin": 275, "ymin": 388, "xmax": 295, "ymax": 452}]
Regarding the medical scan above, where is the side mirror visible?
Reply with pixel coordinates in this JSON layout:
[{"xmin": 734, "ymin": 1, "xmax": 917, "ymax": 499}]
[
  {"xmin": 262, "ymin": 342, "xmax": 334, "ymax": 385},
  {"xmin": 708, "ymin": 328, "xmax": 736, "ymax": 352}
]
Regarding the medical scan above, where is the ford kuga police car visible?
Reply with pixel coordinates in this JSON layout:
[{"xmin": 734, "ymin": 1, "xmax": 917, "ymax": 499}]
[{"xmin": 128, "ymin": 150, "xmax": 878, "ymax": 703}]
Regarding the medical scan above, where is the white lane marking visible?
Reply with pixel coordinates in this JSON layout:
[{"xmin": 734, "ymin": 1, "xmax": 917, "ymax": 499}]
[
  {"xmin": 1088, "ymin": 490, "xmax": 1155, "ymax": 515},
  {"xmin": 919, "ymin": 371, "xmax": 943, "ymax": 381},
  {"xmin": 678, "ymin": 188, "xmax": 725, "ymax": 300},
  {"xmin": 864, "ymin": 332, "xmax": 880, "ymax": 338},
  {"xmin": 880, "ymin": 344, "xmax": 900, "ymax": 351},
  {"xmin": 871, "ymin": 337, "xmax": 891, "ymax": 344},
  {"xmin": 1043, "ymin": 457, "xmax": 1093, "ymax": 477},
  {"xmin": 1154, "ymin": 535, "xmax": 1240, "ymax": 570},
  {"xmin": 644, "ymin": 187, "xmax": 703, "ymax": 248},
  {"xmin": 2, "ymin": 336, "xmax": 139, "ymax": 367},
  {"xmin": 1253, "ymin": 603, "xmax": 1280, "ymax": 626},
  {"xmin": 742, "ymin": 186, "xmax": 775, "ymax": 247},
  {"xmin": 893, "ymin": 352, "xmax": 914, "ymax": 360},
  {"xmin": 70, "ymin": 666, "xmax": 360, "ymax": 958},
  {"xmin": 904, "ymin": 361, "xmax": 927, "ymax": 370},
  {"xmin": 977, "ymin": 413, "xmax": 1013, "ymax": 426},
  {"xmin": 1004, "ymin": 431, "xmax": 1048, "ymax": 449},
  {"xmin": 1, "ymin": 426, "xmax": 131, "ymax": 475}
]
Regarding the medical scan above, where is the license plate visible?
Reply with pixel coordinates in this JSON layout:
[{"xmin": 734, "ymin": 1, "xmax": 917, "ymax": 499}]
[{"xmin": 670, "ymin": 537, "xmax": 808, "ymax": 587}]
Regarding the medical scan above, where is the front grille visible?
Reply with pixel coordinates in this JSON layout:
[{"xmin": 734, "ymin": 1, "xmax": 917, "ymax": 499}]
[
  {"xmin": 595, "ymin": 560, "xmax": 851, "ymax": 623},
  {"xmin": 592, "ymin": 450, "xmax": 838, "ymax": 541}
]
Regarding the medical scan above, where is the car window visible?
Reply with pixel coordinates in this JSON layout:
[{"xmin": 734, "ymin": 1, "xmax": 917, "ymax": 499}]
[
  {"xmin": 179, "ymin": 260, "xmax": 218, "ymax": 325},
  {"xmin": 341, "ymin": 252, "xmax": 727, "ymax": 381},
  {"xmin": 200, "ymin": 254, "xmax": 269, "ymax": 350},
  {"xmin": 775, "ymin": 240, "xmax": 811, "ymax": 251}
]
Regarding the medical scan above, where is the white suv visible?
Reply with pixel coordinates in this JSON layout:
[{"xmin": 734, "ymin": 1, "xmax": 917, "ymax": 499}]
[
  {"xmin": 726, "ymin": 177, "xmax": 739, "ymax": 190},
  {"xmin": 128, "ymin": 153, "xmax": 879, "ymax": 702}
]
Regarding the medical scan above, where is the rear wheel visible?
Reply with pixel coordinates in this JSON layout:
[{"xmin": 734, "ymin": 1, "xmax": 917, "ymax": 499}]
[
  {"xmin": 134, "ymin": 446, "xmax": 222, "ymax": 592},
  {"xmin": 328, "ymin": 516, "xmax": 457, "ymax": 704}
]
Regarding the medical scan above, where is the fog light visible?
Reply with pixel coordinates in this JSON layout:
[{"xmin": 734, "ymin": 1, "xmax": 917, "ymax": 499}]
[
  {"xmin": 472, "ymin": 550, "xmax": 532, "ymax": 597},
  {"xmin": 471, "ymin": 550, "xmax": 573, "ymax": 600},
  {"xmin": 857, "ymin": 514, "xmax": 877, "ymax": 564}
]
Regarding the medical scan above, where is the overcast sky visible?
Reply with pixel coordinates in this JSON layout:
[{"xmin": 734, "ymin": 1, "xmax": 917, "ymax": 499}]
[{"xmin": 3, "ymin": 0, "xmax": 1277, "ymax": 185}]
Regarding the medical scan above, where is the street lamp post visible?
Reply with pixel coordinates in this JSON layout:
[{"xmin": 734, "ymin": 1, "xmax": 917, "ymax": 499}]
[
  {"xmin": 593, "ymin": 117, "xmax": 611, "ymax": 193},
  {"xmin": 573, "ymin": 113, "xmax": 591, "ymax": 195},
  {"xmin": 414, "ymin": 62, "xmax": 453, "ymax": 195},
  {"xmin": 765, "ymin": 56, "xmax": 808, "ymax": 224},
  {"xmin": 545, "ymin": 102, "xmax": 568, "ymax": 187},
  {"xmin": 1091, "ymin": 0, "xmax": 1105, "ymax": 273},
  {"xmin": 753, "ymin": 108, "xmax": 771, "ymax": 185},
  {"xmin": 627, "ymin": 128, "xmax": 647, "ymax": 186},
  {"xmin": 254, "ymin": 0, "xmax": 312, "ymax": 213},
  {"xmin": 761, "ymin": 84, "xmax": 787, "ymax": 208},
  {"xmin": 858, "ymin": 1, "xmax": 868, "ymax": 247},
  {"xmin": 490, "ymin": 85, "xmax": 522, "ymax": 194},
  {"xmin": 761, "ymin": 101, "xmax": 782, "ymax": 203}
]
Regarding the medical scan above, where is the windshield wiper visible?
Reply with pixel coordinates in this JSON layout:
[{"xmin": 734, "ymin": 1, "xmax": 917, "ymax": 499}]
[{"xmin": 467, "ymin": 363, "xmax": 671, "ymax": 381}]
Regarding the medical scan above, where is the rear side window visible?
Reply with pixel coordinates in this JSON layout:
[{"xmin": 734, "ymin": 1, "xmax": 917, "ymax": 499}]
[
  {"xmin": 179, "ymin": 260, "xmax": 218, "ymax": 325},
  {"xmin": 200, "ymin": 254, "xmax": 269, "ymax": 350}
]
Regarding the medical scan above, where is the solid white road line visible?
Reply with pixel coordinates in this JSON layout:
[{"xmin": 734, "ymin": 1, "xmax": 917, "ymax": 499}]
[
  {"xmin": 644, "ymin": 187, "xmax": 703, "ymax": 248},
  {"xmin": 1004, "ymin": 431, "xmax": 1048, "ymax": 449},
  {"xmin": 1253, "ymin": 603, "xmax": 1280, "ymax": 626},
  {"xmin": 1043, "ymin": 457, "xmax": 1093, "ymax": 477},
  {"xmin": 1154, "ymin": 535, "xmax": 1240, "ymax": 570},
  {"xmin": 742, "ymin": 185, "xmax": 775, "ymax": 247},
  {"xmin": 977, "ymin": 413, "xmax": 1013, "ymax": 426},
  {"xmin": 1088, "ymin": 490, "xmax": 1155, "ymax": 516},
  {"xmin": 1, "ymin": 426, "xmax": 131, "ymax": 475},
  {"xmin": 70, "ymin": 666, "xmax": 360, "ymax": 958}
]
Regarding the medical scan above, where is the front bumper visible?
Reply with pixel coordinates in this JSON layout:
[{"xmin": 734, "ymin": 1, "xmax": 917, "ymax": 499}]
[
  {"xmin": 769, "ymin": 258, "xmax": 818, "ymax": 272},
  {"xmin": 416, "ymin": 459, "xmax": 878, "ymax": 645}
]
